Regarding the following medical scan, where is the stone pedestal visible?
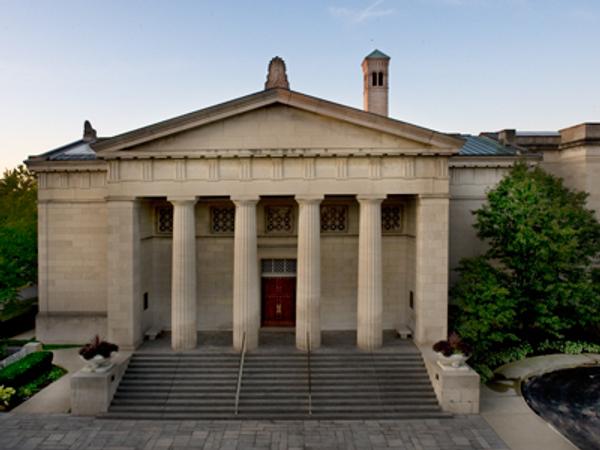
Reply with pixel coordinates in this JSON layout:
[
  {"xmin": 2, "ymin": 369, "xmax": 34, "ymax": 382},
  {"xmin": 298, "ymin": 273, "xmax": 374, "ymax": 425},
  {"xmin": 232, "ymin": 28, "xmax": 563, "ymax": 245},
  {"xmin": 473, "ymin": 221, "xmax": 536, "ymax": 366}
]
[
  {"xmin": 71, "ymin": 353, "xmax": 131, "ymax": 416},
  {"xmin": 232, "ymin": 196, "xmax": 260, "ymax": 352},
  {"xmin": 356, "ymin": 195, "xmax": 385, "ymax": 350},
  {"xmin": 295, "ymin": 195, "xmax": 323, "ymax": 351},
  {"xmin": 169, "ymin": 198, "xmax": 198, "ymax": 351}
]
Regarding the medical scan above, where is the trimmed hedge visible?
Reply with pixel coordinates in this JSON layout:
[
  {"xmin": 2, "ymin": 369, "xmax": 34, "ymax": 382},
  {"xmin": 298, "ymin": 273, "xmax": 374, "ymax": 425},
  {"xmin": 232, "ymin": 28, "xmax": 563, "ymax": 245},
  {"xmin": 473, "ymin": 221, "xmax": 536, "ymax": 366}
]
[
  {"xmin": 0, "ymin": 303, "xmax": 37, "ymax": 338},
  {"xmin": 0, "ymin": 351, "xmax": 53, "ymax": 388}
]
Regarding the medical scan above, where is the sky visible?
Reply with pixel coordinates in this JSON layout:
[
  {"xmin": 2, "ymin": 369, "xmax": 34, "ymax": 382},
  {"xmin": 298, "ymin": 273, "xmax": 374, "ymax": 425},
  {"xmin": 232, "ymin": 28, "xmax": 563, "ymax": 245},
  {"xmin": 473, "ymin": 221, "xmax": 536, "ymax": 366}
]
[{"xmin": 1, "ymin": 0, "xmax": 599, "ymax": 171}]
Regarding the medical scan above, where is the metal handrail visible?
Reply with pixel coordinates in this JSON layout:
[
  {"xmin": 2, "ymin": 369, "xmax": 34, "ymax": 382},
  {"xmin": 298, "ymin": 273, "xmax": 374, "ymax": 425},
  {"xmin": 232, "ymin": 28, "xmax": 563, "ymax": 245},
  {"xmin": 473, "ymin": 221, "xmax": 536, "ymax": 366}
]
[
  {"xmin": 234, "ymin": 332, "xmax": 246, "ymax": 415},
  {"xmin": 307, "ymin": 331, "xmax": 312, "ymax": 416}
]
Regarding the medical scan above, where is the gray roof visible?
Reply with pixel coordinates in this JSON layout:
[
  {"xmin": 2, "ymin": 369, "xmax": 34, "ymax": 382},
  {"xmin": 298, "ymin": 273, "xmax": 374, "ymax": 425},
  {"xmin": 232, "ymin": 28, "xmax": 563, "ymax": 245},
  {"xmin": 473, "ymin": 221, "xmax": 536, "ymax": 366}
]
[
  {"xmin": 35, "ymin": 134, "xmax": 519, "ymax": 161},
  {"xmin": 458, "ymin": 135, "xmax": 519, "ymax": 156},
  {"xmin": 36, "ymin": 134, "xmax": 519, "ymax": 161},
  {"xmin": 38, "ymin": 139, "xmax": 98, "ymax": 161}
]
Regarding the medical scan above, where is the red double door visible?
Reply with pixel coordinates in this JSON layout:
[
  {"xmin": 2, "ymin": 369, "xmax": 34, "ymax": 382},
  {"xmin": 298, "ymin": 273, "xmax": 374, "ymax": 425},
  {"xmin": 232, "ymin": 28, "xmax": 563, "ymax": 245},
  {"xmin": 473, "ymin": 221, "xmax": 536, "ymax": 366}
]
[{"xmin": 261, "ymin": 277, "xmax": 296, "ymax": 327}]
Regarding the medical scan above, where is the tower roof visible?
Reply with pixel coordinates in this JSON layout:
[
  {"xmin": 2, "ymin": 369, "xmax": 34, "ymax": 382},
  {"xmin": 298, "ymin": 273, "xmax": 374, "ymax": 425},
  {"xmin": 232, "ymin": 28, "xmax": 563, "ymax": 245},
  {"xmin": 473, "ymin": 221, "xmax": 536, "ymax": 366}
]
[{"xmin": 365, "ymin": 49, "xmax": 390, "ymax": 60}]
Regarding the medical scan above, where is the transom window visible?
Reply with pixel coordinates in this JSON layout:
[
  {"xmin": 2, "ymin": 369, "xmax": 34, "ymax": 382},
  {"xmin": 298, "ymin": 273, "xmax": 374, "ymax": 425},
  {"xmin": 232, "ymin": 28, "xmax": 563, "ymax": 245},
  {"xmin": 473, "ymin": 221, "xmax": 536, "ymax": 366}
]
[{"xmin": 261, "ymin": 259, "xmax": 297, "ymax": 275}]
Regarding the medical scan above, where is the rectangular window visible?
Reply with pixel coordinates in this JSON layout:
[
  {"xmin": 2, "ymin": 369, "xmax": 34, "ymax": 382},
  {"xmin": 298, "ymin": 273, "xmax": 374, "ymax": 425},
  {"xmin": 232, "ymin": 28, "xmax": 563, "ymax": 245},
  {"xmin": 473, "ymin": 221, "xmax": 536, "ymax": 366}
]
[
  {"xmin": 320, "ymin": 205, "xmax": 348, "ymax": 233},
  {"xmin": 156, "ymin": 206, "xmax": 173, "ymax": 234},
  {"xmin": 265, "ymin": 206, "xmax": 294, "ymax": 234},
  {"xmin": 261, "ymin": 259, "xmax": 297, "ymax": 275},
  {"xmin": 382, "ymin": 205, "xmax": 403, "ymax": 233},
  {"xmin": 210, "ymin": 206, "xmax": 235, "ymax": 234}
]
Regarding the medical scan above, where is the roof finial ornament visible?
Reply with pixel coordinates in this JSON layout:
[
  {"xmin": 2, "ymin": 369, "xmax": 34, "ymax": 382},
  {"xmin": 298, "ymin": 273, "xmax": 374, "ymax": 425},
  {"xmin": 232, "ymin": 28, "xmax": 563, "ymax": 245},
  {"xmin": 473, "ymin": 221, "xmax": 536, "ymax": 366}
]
[
  {"xmin": 83, "ymin": 120, "xmax": 97, "ymax": 142},
  {"xmin": 265, "ymin": 56, "xmax": 289, "ymax": 90}
]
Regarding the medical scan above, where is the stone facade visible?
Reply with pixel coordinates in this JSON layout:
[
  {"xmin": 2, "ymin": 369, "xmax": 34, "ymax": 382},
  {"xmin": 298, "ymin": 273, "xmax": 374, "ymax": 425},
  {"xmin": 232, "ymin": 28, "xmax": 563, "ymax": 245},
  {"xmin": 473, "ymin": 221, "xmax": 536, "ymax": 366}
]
[{"xmin": 25, "ymin": 52, "xmax": 600, "ymax": 354}]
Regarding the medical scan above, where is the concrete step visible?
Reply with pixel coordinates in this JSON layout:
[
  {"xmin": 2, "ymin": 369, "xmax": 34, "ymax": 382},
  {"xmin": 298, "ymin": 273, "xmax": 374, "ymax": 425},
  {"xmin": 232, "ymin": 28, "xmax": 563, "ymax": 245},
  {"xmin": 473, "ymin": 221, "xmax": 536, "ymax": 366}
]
[
  {"xmin": 107, "ymin": 348, "xmax": 446, "ymax": 421},
  {"xmin": 111, "ymin": 398, "xmax": 236, "ymax": 406},
  {"xmin": 114, "ymin": 392, "xmax": 236, "ymax": 399},
  {"xmin": 118, "ymin": 380, "xmax": 237, "ymax": 387},
  {"xmin": 101, "ymin": 411, "xmax": 451, "ymax": 420}
]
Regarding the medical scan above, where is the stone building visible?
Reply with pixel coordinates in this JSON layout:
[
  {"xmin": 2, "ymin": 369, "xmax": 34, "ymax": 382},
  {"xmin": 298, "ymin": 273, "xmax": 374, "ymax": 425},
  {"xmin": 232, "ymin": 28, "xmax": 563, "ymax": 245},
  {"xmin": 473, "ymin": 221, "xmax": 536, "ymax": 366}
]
[{"xmin": 25, "ymin": 50, "xmax": 600, "ymax": 353}]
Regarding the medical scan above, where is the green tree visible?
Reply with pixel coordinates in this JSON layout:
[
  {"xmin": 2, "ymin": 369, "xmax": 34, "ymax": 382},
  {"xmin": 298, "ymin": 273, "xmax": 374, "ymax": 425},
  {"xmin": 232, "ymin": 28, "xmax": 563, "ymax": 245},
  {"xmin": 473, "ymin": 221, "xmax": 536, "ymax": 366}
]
[
  {"xmin": 453, "ymin": 162, "xmax": 600, "ymax": 378},
  {"xmin": 0, "ymin": 165, "xmax": 37, "ymax": 303}
]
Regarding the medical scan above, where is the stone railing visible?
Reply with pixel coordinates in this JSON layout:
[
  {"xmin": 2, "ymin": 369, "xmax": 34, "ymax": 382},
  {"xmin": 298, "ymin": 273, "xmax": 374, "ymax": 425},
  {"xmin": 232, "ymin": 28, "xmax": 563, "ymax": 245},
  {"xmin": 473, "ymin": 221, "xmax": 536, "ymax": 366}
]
[{"xmin": 0, "ymin": 342, "xmax": 43, "ymax": 369}]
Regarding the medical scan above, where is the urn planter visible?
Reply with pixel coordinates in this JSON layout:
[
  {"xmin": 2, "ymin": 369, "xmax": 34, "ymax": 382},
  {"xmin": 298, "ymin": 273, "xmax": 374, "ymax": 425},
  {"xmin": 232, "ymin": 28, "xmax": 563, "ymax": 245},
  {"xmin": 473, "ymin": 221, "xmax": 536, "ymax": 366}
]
[
  {"xmin": 80, "ymin": 354, "xmax": 115, "ymax": 373},
  {"xmin": 436, "ymin": 352, "xmax": 470, "ymax": 369}
]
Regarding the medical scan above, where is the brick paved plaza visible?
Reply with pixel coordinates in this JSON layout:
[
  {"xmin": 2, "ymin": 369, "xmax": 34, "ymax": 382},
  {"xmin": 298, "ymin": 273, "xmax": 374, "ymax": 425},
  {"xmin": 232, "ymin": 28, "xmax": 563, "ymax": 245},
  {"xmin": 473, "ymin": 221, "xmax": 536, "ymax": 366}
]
[{"xmin": 0, "ymin": 414, "xmax": 508, "ymax": 450}]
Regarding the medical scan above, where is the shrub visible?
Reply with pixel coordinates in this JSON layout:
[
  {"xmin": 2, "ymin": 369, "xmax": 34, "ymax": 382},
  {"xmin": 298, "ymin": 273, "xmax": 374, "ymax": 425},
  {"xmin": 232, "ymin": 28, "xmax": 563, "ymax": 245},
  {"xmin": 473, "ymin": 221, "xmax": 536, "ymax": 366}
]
[
  {"xmin": 17, "ymin": 366, "xmax": 66, "ymax": 400},
  {"xmin": 0, "ymin": 385, "xmax": 15, "ymax": 409},
  {"xmin": 0, "ymin": 351, "xmax": 53, "ymax": 388},
  {"xmin": 453, "ymin": 163, "xmax": 600, "ymax": 381}
]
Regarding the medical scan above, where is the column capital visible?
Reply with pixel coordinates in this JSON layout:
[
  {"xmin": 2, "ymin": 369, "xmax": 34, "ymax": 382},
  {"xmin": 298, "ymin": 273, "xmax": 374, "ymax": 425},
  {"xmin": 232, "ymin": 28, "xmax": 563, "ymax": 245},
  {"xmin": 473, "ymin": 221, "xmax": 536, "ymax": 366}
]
[
  {"xmin": 167, "ymin": 196, "xmax": 197, "ymax": 205},
  {"xmin": 356, "ymin": 194, "xmax": 387, "ymax": 203},
  {"xmin": 295, "ymin": 194, "xmax": 324, "ymax": 204},
  {"xmin": 231, "ymin": 195, "xmax": 260, "ymax": 206}
]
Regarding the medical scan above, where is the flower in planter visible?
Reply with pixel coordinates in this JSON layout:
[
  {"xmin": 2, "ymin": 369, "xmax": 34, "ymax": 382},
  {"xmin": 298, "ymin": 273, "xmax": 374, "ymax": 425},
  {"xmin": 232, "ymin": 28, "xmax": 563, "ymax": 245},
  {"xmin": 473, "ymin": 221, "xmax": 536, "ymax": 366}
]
[
  {"xmin": 433, "ymin": 332, "xmax": 472, "ymax": 356},
  {"xmin": 79, "ymin": 336, "xmax": 119, "ymax": 360}
]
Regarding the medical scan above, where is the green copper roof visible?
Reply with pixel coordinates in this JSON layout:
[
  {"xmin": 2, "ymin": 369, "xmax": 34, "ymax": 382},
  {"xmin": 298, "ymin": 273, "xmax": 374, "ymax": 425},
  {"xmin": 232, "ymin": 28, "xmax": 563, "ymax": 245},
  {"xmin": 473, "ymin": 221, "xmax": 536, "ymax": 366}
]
[
  {"xmin": 459, "ymin": 135, "xmax": 519, "ymax": 156},
  {"xmin": 365, "ymin": 49, "xmax": 390, "ymax": 59}
]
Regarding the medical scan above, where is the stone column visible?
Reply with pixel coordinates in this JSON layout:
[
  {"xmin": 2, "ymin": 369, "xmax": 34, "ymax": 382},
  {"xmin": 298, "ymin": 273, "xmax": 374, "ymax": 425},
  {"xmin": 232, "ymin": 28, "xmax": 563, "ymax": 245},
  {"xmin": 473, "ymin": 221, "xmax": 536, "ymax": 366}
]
[
  {"xmin": 169, "ymin": 197, "xmax": 198, "ymax": 351},
  {"xmin": 415, "ymin": 194, "xmax": 449, "ymax": 343},
  {"xmin": 357, "ymin": 194, "xmax": 386, "ymax": 350},
  {"xmin": 295, "ymin": 195, "xmax": 323, "ymax": 351},
  {"xmin": 232, "ymin": 196, "xmax": 260, "ymax": 352},
  {"xmin": 107, "ymin": 197, "xmax": 142, "ymax": 350}
]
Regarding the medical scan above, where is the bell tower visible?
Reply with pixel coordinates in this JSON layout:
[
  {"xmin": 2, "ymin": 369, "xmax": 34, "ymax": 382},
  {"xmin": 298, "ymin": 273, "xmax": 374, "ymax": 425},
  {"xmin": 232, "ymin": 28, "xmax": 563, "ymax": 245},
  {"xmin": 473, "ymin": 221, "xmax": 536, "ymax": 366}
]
[{"xmin": 362, "ymin": 49, "xmax": 390, "ymax": 116}]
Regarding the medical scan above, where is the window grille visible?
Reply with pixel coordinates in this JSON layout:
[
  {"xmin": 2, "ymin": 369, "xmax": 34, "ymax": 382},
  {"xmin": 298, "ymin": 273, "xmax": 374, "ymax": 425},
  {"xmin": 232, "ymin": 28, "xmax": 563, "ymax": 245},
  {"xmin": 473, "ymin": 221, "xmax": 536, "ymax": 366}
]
[
  {"xmin": 211, "ymin": 206, "xmax": 235, "ymax": 233},
  {"xmin": 320, "ymin": 205, "xmax": 348, "ymax": 233},
  {"xmin": 156, "ymin": 206, "xmax": 173, "ymax": 234},
  {"xmin": 382, "ymin": 205, "xmax": 402, "ymax": 233},
  {"xmin": 261, "ymin": 259, "xmax": 297, "ymax": 275},
  {"xmin": 265, "ymin": 206, "xmax": 294, "ymax": 234}
]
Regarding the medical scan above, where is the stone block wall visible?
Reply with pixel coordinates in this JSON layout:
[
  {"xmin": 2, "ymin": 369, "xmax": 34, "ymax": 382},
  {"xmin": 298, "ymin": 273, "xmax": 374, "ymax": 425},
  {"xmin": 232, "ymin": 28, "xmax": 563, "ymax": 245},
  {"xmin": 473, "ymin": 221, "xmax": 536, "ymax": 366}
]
[
  {"xmin": 36, "ymin": 200, "xmax": 108, "ymax": 343},
  {"xmin": 449, "ymin": 165, "xmax": 515, "ymax": 286}
]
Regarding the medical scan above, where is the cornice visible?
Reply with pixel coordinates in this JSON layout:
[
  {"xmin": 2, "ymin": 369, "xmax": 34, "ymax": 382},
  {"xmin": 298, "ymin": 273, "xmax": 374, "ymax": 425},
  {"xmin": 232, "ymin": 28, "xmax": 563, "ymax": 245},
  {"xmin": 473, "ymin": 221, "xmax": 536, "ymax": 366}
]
[
  {"xmin": 25, "ymin": 160, "xmax": 107, "ymax": 172},
  {"xmin": 449, "ymin": 155, "xmax": 540, "ymax": 168},
  {"xmin": 98, "ymin": 148, "xmax": 457, "ymax": 161}
]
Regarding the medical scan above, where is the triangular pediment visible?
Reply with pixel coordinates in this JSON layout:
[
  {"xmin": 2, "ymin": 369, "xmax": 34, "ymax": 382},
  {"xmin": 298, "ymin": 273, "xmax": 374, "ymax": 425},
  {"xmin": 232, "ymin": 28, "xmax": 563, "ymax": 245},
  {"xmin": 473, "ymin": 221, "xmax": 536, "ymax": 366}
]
[{"xmin": 93, "ymin": 89, "xmax": 463, "ymax": 157}]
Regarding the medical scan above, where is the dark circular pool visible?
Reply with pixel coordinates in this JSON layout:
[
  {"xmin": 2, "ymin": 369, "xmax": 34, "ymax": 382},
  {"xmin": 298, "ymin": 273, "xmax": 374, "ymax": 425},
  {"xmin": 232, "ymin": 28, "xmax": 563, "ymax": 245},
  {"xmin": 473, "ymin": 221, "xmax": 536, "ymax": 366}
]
[{"xmin": 522, "ymin": 366, "xmax": 600, "ymax": 450}]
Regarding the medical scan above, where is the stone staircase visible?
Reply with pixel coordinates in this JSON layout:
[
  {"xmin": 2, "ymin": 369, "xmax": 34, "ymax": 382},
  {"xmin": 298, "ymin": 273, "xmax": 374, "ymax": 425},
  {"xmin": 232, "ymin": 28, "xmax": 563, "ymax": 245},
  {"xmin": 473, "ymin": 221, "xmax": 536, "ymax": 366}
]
[
  {"xmin": 103, "ymin": 350, "xmax": 449, "ymax": 420},
  {"xmin": 106, "ymin": 353, "xmax": 239, "ymax": 419}
]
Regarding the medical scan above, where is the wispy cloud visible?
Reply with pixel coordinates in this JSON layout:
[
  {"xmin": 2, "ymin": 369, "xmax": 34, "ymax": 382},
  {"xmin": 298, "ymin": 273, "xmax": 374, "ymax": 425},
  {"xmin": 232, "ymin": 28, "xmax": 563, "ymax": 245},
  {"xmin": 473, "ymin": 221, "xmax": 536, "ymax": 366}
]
[{"xmin": 329, "ymin": 0, "xmax": 396, "ymax": 24}]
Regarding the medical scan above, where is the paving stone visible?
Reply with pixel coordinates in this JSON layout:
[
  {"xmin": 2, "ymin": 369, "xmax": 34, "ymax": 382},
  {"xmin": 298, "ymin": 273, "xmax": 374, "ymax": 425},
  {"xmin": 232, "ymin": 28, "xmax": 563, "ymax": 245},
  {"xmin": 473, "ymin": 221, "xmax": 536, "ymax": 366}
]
[{"xmin": 0, "ymin": 413, "xmax": 511, "ymax": 449}]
